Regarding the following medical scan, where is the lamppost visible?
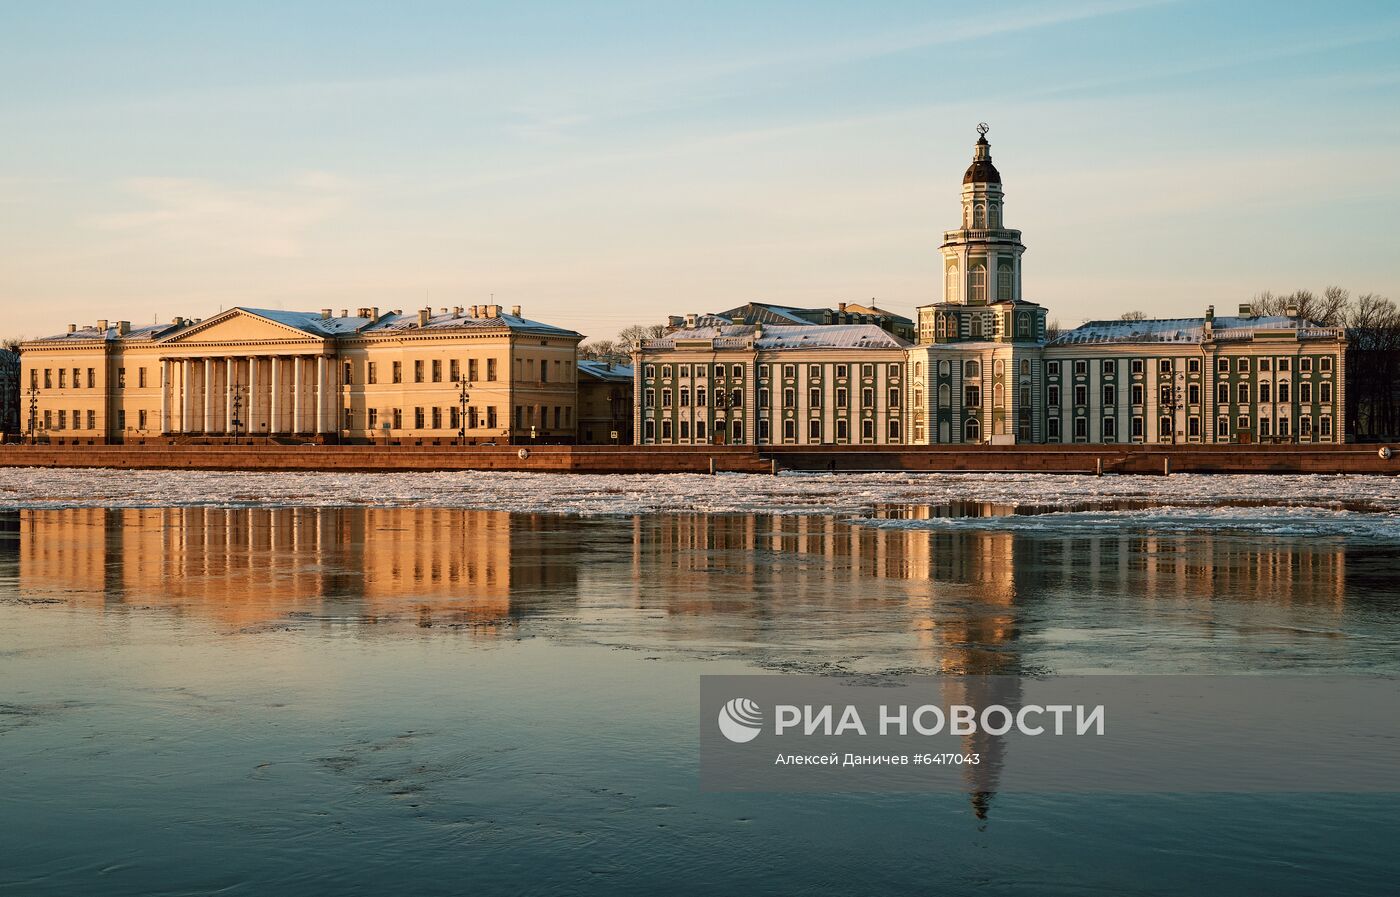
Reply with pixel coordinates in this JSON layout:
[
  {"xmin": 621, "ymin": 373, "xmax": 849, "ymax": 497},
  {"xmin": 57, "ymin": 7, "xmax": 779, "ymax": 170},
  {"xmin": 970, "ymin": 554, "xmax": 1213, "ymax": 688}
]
[
  {"xmin": 26, "ymin": 385, "xmax": 39, "ymax": 446},
  {"xmin": 1161, "ymin": 371, "xmax": 1186, "ymax": 444},
  {"xmin": 457, "ymin": 378, "xmax": 472, "ymax": 445},
  {"xmin": 713, "ymin": 388, "xmax": 728, "ymax": 445},
  {"xmin": 230, "ymin": 386, "xmax": 244, "ymax": 445}
]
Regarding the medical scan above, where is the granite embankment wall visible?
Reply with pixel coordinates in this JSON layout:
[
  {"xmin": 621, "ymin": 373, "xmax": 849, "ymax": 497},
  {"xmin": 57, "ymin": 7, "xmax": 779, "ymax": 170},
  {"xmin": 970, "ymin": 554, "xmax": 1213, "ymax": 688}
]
[{"xmin": 0, "ymin": 443, "xmax": 1396, "ymax": 474}]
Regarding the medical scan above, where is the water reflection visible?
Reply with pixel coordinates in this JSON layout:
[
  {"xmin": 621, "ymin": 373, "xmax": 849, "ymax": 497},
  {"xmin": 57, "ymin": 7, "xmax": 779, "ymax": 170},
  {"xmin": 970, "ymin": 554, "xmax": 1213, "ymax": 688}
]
[{"xmin": 2, "ymin": 506, "xmax": 1364, "ymax": 821}]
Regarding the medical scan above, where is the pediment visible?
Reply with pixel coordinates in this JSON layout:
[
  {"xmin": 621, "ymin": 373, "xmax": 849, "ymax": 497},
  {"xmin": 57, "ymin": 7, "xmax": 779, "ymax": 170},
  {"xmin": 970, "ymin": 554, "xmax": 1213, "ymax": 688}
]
[{"xmin": 159, "ymin": 309, "xmax": 325, "ymax": 344}]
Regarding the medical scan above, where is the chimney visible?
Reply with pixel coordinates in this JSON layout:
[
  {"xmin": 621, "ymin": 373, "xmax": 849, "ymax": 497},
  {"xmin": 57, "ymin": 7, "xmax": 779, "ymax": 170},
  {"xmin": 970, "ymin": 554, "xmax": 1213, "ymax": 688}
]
[
  {"xmin": 685, "ymin": 313, "xmax": 697, "ymax": 328},
  {"xmin": 97, "ymin": 319, "xmax": 108, "ymax": 332},
  {"xmin": 1238, "ymin": 303, "xmax": 1254, "ymax": 318},
  {"xmin": 668, "ymin": 315, "xmax": 684, "ymax": 329},
  {"xmin": 67, "ymin": 323, "xmax": 76, "ymax": 333},
  {"xmin": 453, "ymin": 306, "xmax": 462, "ymax": 316},
  {"xmin": 1285, "ymin": 302, "xmax": 1299, "ymax": 318},
  {"xmin": 172, "ymin": 316, "xmax": 183, "ymax": 325},
  {"xmin": 117, "ymin": 321, "xmax": 130, "ymax": 335},
  {"xmin": 510, "ymin": 305, "xmax": 521, "ymax": 317},
  {"xmin": 339, "ymin": 309, "xmax": 348, "ymax": 318},
  {"xmin": 1205, "ymin": 305, "xmax": 1214, "ymax": 323},
  {"xmin": 487, "ymin": 304, "xmax": 501, "ymax": 318},
  {"xmin": 838, "ymin": 302, "xmax": 848, "ymax": 312},
  {"xmin": 418, "ymin": 308, "xmax": 431, "ymax": 326},
  {"xmin": 321, "ymin": 308, "xmax": 332, "ymax": 319},
  {"xmin": 371, "ymin": 307, "xmax": 380, "ymax": 320}
]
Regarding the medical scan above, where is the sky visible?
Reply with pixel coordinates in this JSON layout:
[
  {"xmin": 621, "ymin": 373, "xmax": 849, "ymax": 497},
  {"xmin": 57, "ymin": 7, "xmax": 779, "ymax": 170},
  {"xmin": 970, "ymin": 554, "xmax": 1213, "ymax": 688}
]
[{"xmin": 2, "ymin": 0, "xmax": 1398, "ymax": 342}]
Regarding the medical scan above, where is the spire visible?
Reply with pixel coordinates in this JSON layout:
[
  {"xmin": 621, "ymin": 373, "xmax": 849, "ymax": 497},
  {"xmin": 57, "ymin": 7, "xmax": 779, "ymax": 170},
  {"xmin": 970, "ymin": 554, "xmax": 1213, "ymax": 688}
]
[{"xmin": 964, "ymin": 122, "xmax": 1001, "ymax": 184}]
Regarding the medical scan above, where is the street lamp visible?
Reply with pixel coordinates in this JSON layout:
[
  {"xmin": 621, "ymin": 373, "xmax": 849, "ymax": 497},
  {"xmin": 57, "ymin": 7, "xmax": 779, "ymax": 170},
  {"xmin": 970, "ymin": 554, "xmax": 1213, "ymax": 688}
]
[
  {"xmin": 26, "ymin": 385, "xmax": 39, "ymax": 446},
  {"xmin": 1161, "ymin": 371, "xmax": 1186, "ymax": 444},
  {"xmin": 457, "ymin": 378, "xmax": 472, "ymax": 444},
  {"xmin": 230, "ymin": 386, "xmax": 244, "ymax": 445},
  {"xmin": 713, "ymin": 388, "xmax": 728, "ymax": 445}
]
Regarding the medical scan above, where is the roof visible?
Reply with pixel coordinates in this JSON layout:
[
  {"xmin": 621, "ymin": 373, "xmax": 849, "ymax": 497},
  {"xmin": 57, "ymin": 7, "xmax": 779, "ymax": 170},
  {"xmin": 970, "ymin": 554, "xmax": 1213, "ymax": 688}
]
[
  {"xmin": 366, "ymin": 309, "xmax": 581, "ymax": 339},
  {"xmin": 31, "ymin": 322, "xmax": 176, "ymax": 343},
  {"xmin": 1050, "ymin": 315, "xmax": 1345, "ymax": 346},
  {"xmin": 578, "ymin": 360, "xmax": 634, "ymax": 382},
  {"xmin": 239, "ymin": 308, "xmax": 374, "ymax": 336},
  {"xmin": 648, "ymin": 323, "xmax": 909, "ymax": 351},
  {"xmin": 964, "ymin": 133, "xmax": 1001, "ymax": 185}
]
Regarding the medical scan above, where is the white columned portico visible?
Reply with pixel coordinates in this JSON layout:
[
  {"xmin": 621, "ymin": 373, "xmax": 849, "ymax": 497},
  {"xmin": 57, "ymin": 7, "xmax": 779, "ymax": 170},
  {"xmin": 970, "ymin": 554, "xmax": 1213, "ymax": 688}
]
[
  {"xmin": 293, "ymin": 356, "xmax": 303, "ymax": 434},
  {"xmin": 316, "ymin": 355, "xmax": 327, "ymax": 434},
  {"xmin": 270, "ymin": 357, "xmax": 282, "ymax": 434},
  {"xmin": 202, "ymin": 359, "xmax": 213, "ymax": 434},
  {"xmin": 181, "ymin": 359, "xmax": 193, "ymax": 434},
  {"xmin": 159, "ymin": 359, "xmax": 170, "ymax": 434}
]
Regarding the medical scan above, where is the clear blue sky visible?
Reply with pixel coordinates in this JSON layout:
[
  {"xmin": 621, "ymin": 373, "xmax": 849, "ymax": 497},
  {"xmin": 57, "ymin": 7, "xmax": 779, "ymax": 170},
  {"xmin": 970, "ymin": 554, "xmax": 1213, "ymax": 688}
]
[{"xmin": 2, "ymin": 0, "xmax": 1397, "ymax": 340}]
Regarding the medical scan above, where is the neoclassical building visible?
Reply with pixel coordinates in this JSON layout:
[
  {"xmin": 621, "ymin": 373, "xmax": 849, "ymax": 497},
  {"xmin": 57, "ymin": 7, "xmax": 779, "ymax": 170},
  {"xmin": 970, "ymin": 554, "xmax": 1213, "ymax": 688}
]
[{"xmin": 19, "ymin": 304, "xmax": 583, "ymax": 444}]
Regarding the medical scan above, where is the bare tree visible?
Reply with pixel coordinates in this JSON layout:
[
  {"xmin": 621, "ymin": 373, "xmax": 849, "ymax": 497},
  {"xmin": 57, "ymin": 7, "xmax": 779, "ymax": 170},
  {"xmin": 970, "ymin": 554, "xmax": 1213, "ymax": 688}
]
[
  {"xmin": 578, "ymin": 339, "xmax": 627, "ymax": 363},
  {"xmin": 615, "ymin": 323, "xmax": 668, "ymax": 355},
  {"xmin": 1120, "ymin": 310, "xmax": 1147, "ymax": 322},
  {"xmin": 1045, "ymin": 319, "xmax": 1062, "ymax": 341},
  {"xmin": 1, "ymin": 337, "xmax": 22, "ymax": 353}
]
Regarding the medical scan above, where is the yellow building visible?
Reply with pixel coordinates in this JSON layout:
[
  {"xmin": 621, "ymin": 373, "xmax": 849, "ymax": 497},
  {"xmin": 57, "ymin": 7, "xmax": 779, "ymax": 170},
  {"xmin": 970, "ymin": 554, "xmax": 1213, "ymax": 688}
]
[{"xmin": 19, "ymin": 304, "xmax": 583, "ymax": 444}]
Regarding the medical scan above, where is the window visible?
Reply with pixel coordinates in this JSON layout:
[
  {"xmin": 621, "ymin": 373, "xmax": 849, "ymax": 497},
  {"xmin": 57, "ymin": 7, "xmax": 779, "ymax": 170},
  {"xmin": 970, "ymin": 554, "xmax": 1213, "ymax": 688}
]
[
  {"xmin": 117, "ymin": 368, "xmax": 126, "ymax": 388},
  {"xmin": 732, "ymin": 420, "xmax": 744, "ymax": 443},
  {"xmin": 861, "ymin": 387, "xmax": 875, "ymax": 408},
  {"xmin": 1074, "ymin": 385, "xmax": 1087, "ymax": 406},
  {"xmin": 1048, "ymin": 385, "xmax": 1060, "ymax": 406},
  {"xmin": 343, "ymin": 362, "xmax": 353, "ymax": 386},
  {"xmin": 661, "ymin": 364, "xmax": 673, "ymax": 379},
  {"xmin": 679, "ymin": 365, "xmax": 691, "ymax": 377},
  {"xmin": 965, "ymin": 385, "xmax": 981, "ymax": 407},
  {"xmin": 1277, "ymin": 417, "xmax": 1290, "ymax": 437},
  {"xmin": 644, "ymin": 364, "xmax": 655, "ymax": 379},
  {"xmin": 859, "ymin": 419, "xmax": 873, "ymax": 442},
  {"xmin": 888, "ymin": 386, "xmax": 900, "ymax": 407},
  {"xmin": 1320, "ymin": 415, "xmax": 1332, "ymax": 436},
  {"xmin": 1278, "ymin": 359, "xmax": 1290, "ymax": 372},
  {"xmin": 414, "ymin": 407, "xmax": 425, "ymax": 428},
  {"xmin": 392, "ymin": 361, "xmax": 403, "ymax": 383},
  {"xmin": 643, "ymin": 389, "xmax": 655, "ymax": 408},
  {"xmin": 1188, "ymin": 384, "xmax": 1200, "ymax": 405},
  {"xmin": 643, "ymin": 420, "xmax": 655, "ymax": 442},
  {"xmin": 57, "ymin": 410, "xmax": 66, "ymax": 429},
  {"xmin": 58, "ymin": 369, "xmax": 67, "ymax": 388},
  {"xmin": 680, "ymin": 387, "xmax": 690, "ymax": 407},
  {"xmin": 487, "ymin": 359, "xmax": 497, "ymax": 381},
  {"xmin": 431, "ymin": 359, "xmax": 442, "ymax": 382},
  {"xmin": 1131, "ymin": 359, "xmax": 1144, "ymax": 374},
  {"xmin": 1320, "ymin": 357, "xmax": 1333, "ymax": 372},
  {"xmin": 1300, "ymin": 357, "xmax": 1312, "ymax": 373},
  {"xmin": 783, "ymin": 388, "xmax": 795, "ymax": 407},
  {"xmin": 862, "ymin": 364, "xmax": 874, "ymax": 379},
  {"xmin": 369, "ymin": 408, "xmax": 378, "ymax": 429},
  {"xmin": 965, "ymin": 360, "xmax": 980, "ymax": 378},
  {"xmin": 1020, "ymin": 359, "xmax": 1030, "ymax": 376},
  {"xmin": 1238, "ymin": 358, "xmax": 1250, "ymax": 372},
  {"xmin": 731, "ymin": 389, "xmax": 742, "ymax": 408},
  {"xmin": 1259, "ymin": 383, "xmax": 1271, "ymax": 403},
  {"xmin": 1002, "ymin": 268, "xmax": 1016, "ymax": 303},
  {"xmin": 1300, "ymin": 416, "xmax": 1312, "ymax": 437},
  {"xmin": 888, "ymin": 363, "xmax": 900, "ymax": 379},
  {"xmin": 1047, "ymin": 418, "xmax": 1061, "ymax": 440},
  {"xmin": 1132, "ymin": 416, "xmax": 1144, "ymax": 438},
  {"xmin": 487, "ymin": 406, "xmax": 497, "ymax": 428},
  {"xmin": 1259, "ymin": 417, "xmax": 1271, "ymax": 437},
  {"xmin": 1216, "ymin": 383, "xmax": 1230, "ymax": 404},
  {"xmin": 1103, "ymin": 417, "xmax": 1116, "ymax": 439},
  {"xmin": 1259, "ymin": 358, "xmax": 1271, "ymax": 372},
  {"xmin": 759, "ymin": 364, "xmax": 770, "ymax": 379},
  {"xmin": 1278, "ymin": 382, "xmax": 1290, "ymax": 403},
  {"xmin": 1074, "ymin": 418, "xmax": 1088, "ymax": 441},
  {"xmin": 783, "ymin": 420, "xmax": 796, "ymax": 442},
  {"xmin": 86, "ymin": 367, "xmax": 95, "ymax": 388},
  {"xmin": 1188, "ymin": 358, "xmax": 1200, "ymax": 373},
  {"xmin": 88, "ymin": 409, "xmax": 97, "ymax": 429},
  {"xmin": 1102, "ymin": 384, "xmax": 1115, "ymax": 406},
  {"xmin": 661, "ymin": 420, "xmax": 673, "ymax": 440},
  {"xmin": 1320, "ymin": 383, "xmax": 1333, "ymax": 403},
  {"xmin": 1159, "ymin": 416, "xmax": 1173, "ymax": 439},
  {"xmin": 964, "ymin": 417, "xmax": 981, "ymax": 442},
  {"xmin": 1132, "ymin": 384, "xmax": 1144, "ymax": 405},
  {"xmin": 367, "ymin": 362, "xmax": 378, "ymax": 384},
  {"xmin": 808, "ymin": 419, "xmax": 822, "ymax": 442},
  {"xmin": 1238, "ymin": 383, "xmax": 1250, "ymax": 403},
  {"xmin": 1074, "ymin": 360, "xmax": 1087, "ymax": 376},
  {"xmin": 1217, "ymin": 416, "xmax": 1230, "ymax": 438},
  {"xmin": 1238, "ymin": 415, "xmax": 1249, "ymax": 431},
  {"xmin": 696, "ymin": 387, "xmax": 706, "ymax": 407},
  {"xmin": 1159, "ymin": 385, "xmax": 1173, "ymax": 406},
  {"xmin": 431, "ymin": 407, "xmax": 442, "ymax": 429},
  {"xmin": 835, "ymin": 364, "xmax": 848, "ymax": 379},
  {"xmin": 1188, "ymin": 416, "xmax": 1201, "ymax": 438},
  {"xmin": 970, "ymin": 316, "xmax": 983, "ymax": 338},
  {"xmin": 835, "ymin": 387, "xmax": 848, "ymax": 409},
  {"xmin": 1047, "ymin": 361, "xmax": 1060, "ymax": 377},
  {"xmin": 450, "ymin": 359, "xmax": 460, "ymax": 382},
  {"xmin": 662, "ymin": 389, "xmax": 672, "ymax": 408},
  {"xmin": 138, "ymin": 368, "xmax": 147, "ymax": 388},
  {"xmin": 783, "ymin": 365, "xmax": 795, "ymax": 379},
  {"xmin": 887, "ymin": 419, "xmax": 902, "ymax": 442},
  {"xmin": 946, "ymin": 265, "xmax": 959, "ymax": 303},
  {"xmin": 1218, "ymin": 358, "xmax": 1230, "ymax": 373},
  {"xmin": 1158, "ymin": 359, "xmax": 1172, "ymax": 374},
  {"xmin": 414, "ymin": 360, "xmax": 424, "ymax": 382},
  {"xmin": 809, "ymin": 387, "xmax": 822, "ymax": 408},
  {"xmin": 969, "ymin": 264, "xmax": 987, "ymax": 303},
  {"xmin": 808, "ymin": 364, "xmax": 821, "ymax": 378},
  {"xmin": 758, "ymin": 388, "xmax": 769, "ymax": 408},
  {"xmin": 732, "ymin": 364, "xmax": 743, "ymax": 379},
  {"xmin": 1102, "ymin": 360, "xmax": 1116, "ymax": 376}
]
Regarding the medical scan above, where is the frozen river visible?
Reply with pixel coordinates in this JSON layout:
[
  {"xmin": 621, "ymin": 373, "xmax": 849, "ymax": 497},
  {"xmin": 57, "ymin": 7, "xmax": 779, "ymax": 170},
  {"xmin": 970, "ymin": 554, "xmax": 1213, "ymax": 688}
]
[{"xmin": 2, "ymin": 474, "xmax": 1399, "ymax": 895}]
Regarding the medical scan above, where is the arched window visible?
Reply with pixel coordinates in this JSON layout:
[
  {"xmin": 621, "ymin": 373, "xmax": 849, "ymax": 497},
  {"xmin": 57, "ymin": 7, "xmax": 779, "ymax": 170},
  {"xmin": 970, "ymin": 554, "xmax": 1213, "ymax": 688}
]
[
  {"xmin": 999, "ymin": 264, "xmax": 1014, "ymax": 301},
  {"xmin": 970, "ymin": 265, "xmax": 987, "ymax": 303},
  {"xmin": 1017, "ymin": 313, "xmax": 1031, "ymax": 337},
  {"xmin": 936, "ymin": 314, "xmax": 947, "ymax": 339},
  {"xmin": 946, "ymin": 266, "xmax": 959, "ymax": 303},
  {"xmin": 994, "ymin": 359, "xmax": 1004, "ymax": 375},
  {"xmin": 964, "ymin": 360, "xmax": 980, "ymax": 378},
  {"xmin": 914, "ymin": 362, "xmax": 923, "ymax": 377},
  {"xmin": 989, "ymin": 203, "xmax": 1001, "ymax": 228},
  {"xmin": 1019, "ymin": 359, "xmax": 1030, "ymax": 376},
  {"xmin": 964, "ymin": 417, "xmax": 981, "ymax": 442},
  {"xmin": 973, "ymin": 204, "xmax": 986, "ymax": 228},
  {"xmin": 994, "ymin": 382, "xmax": 1004, "ymax": 407},
  {"xmin": 938, "ymin": 383, "xmax": 950, "ymax": 406}
]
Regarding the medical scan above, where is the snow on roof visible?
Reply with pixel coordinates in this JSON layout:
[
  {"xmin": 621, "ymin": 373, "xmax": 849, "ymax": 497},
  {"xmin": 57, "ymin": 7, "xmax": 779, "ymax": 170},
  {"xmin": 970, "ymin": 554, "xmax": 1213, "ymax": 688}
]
[
  {"xmin": 239, "ymin": 308, "xmax": 373, "ymax": 335},
  {"xmin": 365, "ymin": 309, "xmax": 580, "ymax": 338},
  {"xmin": 653, "ymin": 323, "xmax": 909, "ymax": 350},
  {"xmin": 577, "ymin": 360, "xmax": 634, "ymax": 382},
  {"xmin": 1050, "ymin": 315, "xmax": 1333, "ymax": 346},
  {"xmin": 33, "ymin": 322, "xmax": 175, "ymax": 342}
]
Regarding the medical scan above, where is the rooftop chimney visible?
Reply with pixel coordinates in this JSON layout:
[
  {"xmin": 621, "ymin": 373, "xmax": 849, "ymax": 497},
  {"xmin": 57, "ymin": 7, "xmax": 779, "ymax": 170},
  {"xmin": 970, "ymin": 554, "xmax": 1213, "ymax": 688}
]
[
  {"xmin": 453, "ymin": 306, "xmax": 462, "ymax": 316},
  {"xmin": 1238, "ymin": 303, "xmax": 1254, "ymax": 317},
  {"xmin": 838, "ymin": 302, "xmax": 848, "ymax": 312},
  {"xmin": 510, "ymin": 305, "xmax": 521, "ymax": 317},
  {"xmin": 97, "ymin": 319, "xmax": 108, "ymax": 332},
  {"xmin": 487, "ymin": 304, "xmax": 501, "ymax": 318},
  {"xmin": 685, "ymin": 313, "xmax": 697, "ymax": 328},
  {"xmin": 1205, "ymin": 305, "xmax": 1214, "ymax": 323},
  {"xmin": 371, "ymin": 307, "xmax": 380, "ymax": 320},
  {"xmin": 321, "ymin": 308, "xmax": 332, "ymax": 319},
  {"xmin": 67, "ymin": 323, "xmax": 76, "ymax": 333},
  {"xmin": 1285, "ymin": 302, "xmax": 1299, "ymax": 318},
  {"xmin": 340, "ymin": 309, "xmax": 348, "ymax": 318},
  {"xmin": 418, "ymin": 308, "xmax": 432, "ymax": 326},
  {"xmin": 117, "ymin": 321, "xmax": 130, "ymax": 335}
]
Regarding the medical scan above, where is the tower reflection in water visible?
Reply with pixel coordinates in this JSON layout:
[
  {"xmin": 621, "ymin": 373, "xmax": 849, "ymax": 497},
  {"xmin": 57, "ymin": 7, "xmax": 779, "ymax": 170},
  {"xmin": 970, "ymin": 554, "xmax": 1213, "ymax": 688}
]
[{"xmin": 8, "ymin": 505, "xmax": 1350, "ymax": 816}]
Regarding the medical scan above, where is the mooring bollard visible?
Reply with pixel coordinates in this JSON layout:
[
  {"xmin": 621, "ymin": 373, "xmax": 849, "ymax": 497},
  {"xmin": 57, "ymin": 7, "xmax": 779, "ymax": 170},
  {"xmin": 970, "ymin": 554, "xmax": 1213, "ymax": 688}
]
[
  {"xmin": 771, "ymin": 458, "xmax": 778, "ymax": 476},
  {"xmin": 1096, "ymin": 457, "xmax": 1103, "ymax": 476},
  {"xmin": 709, "ymin": 456, "xmax": 716, "ymax": 475},
  {"xmin": 1163, "ymin": 457, "xmax": 1171, "ymax": 476}
]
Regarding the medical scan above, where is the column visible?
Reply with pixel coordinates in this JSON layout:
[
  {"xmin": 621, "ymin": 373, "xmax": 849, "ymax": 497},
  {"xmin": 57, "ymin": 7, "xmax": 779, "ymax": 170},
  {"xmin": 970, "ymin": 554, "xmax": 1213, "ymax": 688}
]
[
  {"xmin": 271, "ymin": 357, "xmax": 281, "ymax": 434},
  {"xmin": 316, "ymin": 355, "xmax": 327, "ymax": 434},
  {"xmin": 159, "ymin": 359, "xmax": 170, "ymax": 434},
  {"xmin": 225, "ymin": 358, "xmax": 234, "ymax": 434},
  {"xmin": 181, "ymin": 359, "xmax": 192, "ymax": 433},
  {"xmin": 293, "ymin": 357, "xmax": 303, "ymax": 434},
  {"xmin": 200, "ymin": 359, "xmax": 212, "ymax": 433},
  {"xmin": 248, "ymin": 356, "xmax": 260, "ymax": 435}
]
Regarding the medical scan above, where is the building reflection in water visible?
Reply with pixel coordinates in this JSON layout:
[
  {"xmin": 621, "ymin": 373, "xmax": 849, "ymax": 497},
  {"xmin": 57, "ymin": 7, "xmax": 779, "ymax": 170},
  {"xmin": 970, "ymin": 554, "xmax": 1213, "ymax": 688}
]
[{"xmin": 6, "ymin": 504, "xmax": 1350, "ymax": 816}]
